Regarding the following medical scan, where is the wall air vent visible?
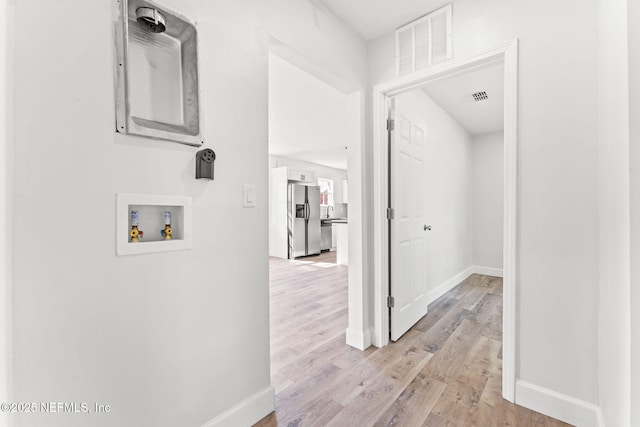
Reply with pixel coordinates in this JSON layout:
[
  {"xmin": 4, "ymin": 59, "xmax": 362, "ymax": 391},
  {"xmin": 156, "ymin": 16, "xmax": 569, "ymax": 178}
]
[
  {"xmin": 395, "ymin": 4, "xmax": 452, "ymax": 77},
  {"xmin": 472, "ymin": 91, "xmax": 488, "ymax": 102}
]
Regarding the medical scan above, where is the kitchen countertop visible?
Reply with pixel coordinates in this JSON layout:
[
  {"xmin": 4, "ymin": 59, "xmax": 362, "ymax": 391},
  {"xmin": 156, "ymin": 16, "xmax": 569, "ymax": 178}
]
[{"xmin": 321, "ymin": 218, "xmax": 348, "ymax": 225}]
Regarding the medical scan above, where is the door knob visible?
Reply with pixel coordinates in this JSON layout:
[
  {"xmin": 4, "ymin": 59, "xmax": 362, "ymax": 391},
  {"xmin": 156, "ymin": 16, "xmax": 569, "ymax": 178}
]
[{"xmin": 424, "ymin": 225, "xmax": 432, "ymax": 231}]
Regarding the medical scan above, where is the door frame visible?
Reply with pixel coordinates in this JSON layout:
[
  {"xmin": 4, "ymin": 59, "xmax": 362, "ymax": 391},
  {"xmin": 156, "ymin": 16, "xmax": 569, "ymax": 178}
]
[
  {"xmin": 268, "ymin": 38, "xmax": 369, "ymax": 350},
  {"xmin": 371, "ymin": 40, "xmax": 519, "ymax": 402}
]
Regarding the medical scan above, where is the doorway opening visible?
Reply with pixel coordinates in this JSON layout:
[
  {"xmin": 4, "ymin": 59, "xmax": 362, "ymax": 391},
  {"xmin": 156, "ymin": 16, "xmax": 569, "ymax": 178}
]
[
  {"xmin": 266, "ymin": 39, "xmax": 365, "ymax": 405},
  {"xmin": 372, "ymin": 41, "xmax": 518, "ymax": 401},
  {"xmin": 267, "ymin": 49, "xmax": 355, "ymax": 263}
]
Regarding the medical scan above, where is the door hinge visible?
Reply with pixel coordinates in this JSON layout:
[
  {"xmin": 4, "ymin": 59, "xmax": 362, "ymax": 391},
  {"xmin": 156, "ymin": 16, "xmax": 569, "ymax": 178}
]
[
  {"xmin": 387, "ymin": 295, "xmax": 395, "ymax": 308},
  {"xmin": 386, "ymin": 208, "xmax": 395, "ymax": 220},
  {"xmin": 387, "ymin": 118, "xmax": 395, "ymax": 131}
]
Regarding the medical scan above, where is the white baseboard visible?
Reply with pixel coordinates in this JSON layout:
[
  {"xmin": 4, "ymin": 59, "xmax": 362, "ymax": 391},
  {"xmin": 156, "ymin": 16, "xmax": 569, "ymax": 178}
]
[
  {"xmin": 201, "ymin": 386, "xmax": 275, "ymax": 427},
  {"xmin": 472, "ymin": 266, "xmax": 504, "ymax": 277},
  {"xmin": 425, "ymin": 266, "xmax": 505, "ymax": 305},
  {"xmin": 426, "ymin": 266, "xmax": 474, "ymax": 304},
  {"xmin": 346, "ymin": 326, "xmax": 372, "ymax": 350},
  {"xmin": 515, "ymin": 380, "xmax": 602, "ymax": 427}
]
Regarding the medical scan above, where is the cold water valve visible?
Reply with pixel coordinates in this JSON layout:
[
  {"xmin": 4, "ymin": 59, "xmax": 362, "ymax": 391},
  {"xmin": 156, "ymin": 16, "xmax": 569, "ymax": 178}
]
[{"xmin": 129, "ymin": 210, "xmax": 144, "ymax": 242}]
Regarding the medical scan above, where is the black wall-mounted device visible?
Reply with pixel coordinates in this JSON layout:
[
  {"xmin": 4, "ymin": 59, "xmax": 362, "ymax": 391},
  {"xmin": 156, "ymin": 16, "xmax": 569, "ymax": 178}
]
[{"xmin": 196, "ymin": 148, "xmax": 216, "ymax": 180}]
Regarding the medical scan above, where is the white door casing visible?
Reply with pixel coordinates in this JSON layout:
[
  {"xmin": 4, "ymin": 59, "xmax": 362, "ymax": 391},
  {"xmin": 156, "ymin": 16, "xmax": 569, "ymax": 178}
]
[
  {"xmin": 390, "ymin": 98, "xmax": 430, "ymax": 341},
  {"xmin": 372, "ymin": 40, "xmax": 518, "ymax": 401}
]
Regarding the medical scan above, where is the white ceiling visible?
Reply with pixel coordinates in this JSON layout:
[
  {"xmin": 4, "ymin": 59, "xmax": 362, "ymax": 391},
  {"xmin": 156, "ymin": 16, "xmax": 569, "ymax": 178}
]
[
  {"xmin": 323, "ymin": 0, "xmax": 450, "ymax": 40},
  {"xmin": 420, "ymin": 63, "xmax": 505, "ymax": 135},
  {"xmin": 268, "ymin": 52, "xmax": 359, "ymax": 171}
]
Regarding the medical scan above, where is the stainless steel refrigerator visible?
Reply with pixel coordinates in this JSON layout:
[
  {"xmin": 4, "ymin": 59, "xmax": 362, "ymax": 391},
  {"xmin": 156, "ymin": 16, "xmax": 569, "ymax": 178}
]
[{"xmin": 288, "ymin": 184, "xmax": 321, "ymax": 259}]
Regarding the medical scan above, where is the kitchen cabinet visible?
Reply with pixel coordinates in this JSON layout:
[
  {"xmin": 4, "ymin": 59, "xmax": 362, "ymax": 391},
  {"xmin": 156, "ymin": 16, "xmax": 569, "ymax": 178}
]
[
  {"xmin": 269, "ymin": 167, "xmax": 289, "ymax": 258},
  {"xmin": 287, "ymin": 168, "xmax": 314, "ymax": 183},
  {"xmin": 321, "ymin": 223, "xmax": 331, "ymax": 251},
  {"xmin": 331, "ymin": 224, "xmax": 338, "ymax": 250}
]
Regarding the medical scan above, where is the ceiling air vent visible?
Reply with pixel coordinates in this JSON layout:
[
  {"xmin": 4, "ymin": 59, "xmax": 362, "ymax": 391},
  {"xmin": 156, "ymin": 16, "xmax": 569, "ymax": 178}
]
[
  {"xmin": 472, "ymin": 91, "xmax": 488, "ymax": 102},
  {"xmin": 395, "ymin": 4, "xmax": 452, "ymax": 77}
]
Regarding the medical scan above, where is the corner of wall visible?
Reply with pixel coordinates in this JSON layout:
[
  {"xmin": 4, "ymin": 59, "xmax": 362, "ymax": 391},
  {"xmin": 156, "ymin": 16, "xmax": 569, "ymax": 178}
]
[
  {"xmin": 472, "ymin": 266, "xmax": 503, "ymax": 278},
  {"xmin": 626, "ymin": 2, "xmax": 640, "ymax": 426},
  {"xmin": 1, "ymin": 0, "xmax": 14, "ymax": 423},
  {"xmin": 515, "ymin": 380, "xmax": 602, "ymax": 427},
  {"xmin": 596, "ymin": 0, "xmax": 632, "ymax": 425},
  {"xmin": 426, "ymin": 267, "xmax": 474, "ymax": 304},
  {"xmin": 345, "ymin": 326, "xmax": 372, "ymax": 350}
]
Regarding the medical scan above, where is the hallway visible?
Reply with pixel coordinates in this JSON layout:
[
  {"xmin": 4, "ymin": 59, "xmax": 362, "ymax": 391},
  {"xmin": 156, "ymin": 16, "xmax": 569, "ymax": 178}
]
[{"xmin": 256, "ymin": 254, "xmax": 570, "ymax": 426}]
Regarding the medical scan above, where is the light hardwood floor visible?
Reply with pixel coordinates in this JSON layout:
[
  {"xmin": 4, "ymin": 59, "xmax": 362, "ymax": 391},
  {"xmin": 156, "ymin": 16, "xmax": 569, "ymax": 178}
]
[{"xmin": 255, "ymin": 252, "xmax": 571, "ymax": 427}]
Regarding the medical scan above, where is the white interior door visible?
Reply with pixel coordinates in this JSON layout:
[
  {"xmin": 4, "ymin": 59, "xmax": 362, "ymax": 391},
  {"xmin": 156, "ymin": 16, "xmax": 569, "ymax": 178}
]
[{"xmin": 390, "ymin": 98, "xmax": 429, "ymax": 341}]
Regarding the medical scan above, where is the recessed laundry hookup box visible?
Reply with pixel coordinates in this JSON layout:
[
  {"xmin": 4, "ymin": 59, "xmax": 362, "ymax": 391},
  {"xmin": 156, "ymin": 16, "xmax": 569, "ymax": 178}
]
[{"xmin": 117, "ymin": 193, "xmax": 192, "ymax": 255}]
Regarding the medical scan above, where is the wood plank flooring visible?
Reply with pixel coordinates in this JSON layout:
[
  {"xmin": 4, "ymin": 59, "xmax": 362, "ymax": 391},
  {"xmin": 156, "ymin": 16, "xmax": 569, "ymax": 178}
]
[{"xmin": 255, "ymin": 253, "xmax": 571, "ymax": 427}]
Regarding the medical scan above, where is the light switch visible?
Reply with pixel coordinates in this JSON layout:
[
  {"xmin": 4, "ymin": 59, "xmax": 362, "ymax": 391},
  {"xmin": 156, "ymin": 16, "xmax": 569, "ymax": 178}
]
[{"xmin": 243, "ymin": 184, "xmax": 256, "ymax": 208}]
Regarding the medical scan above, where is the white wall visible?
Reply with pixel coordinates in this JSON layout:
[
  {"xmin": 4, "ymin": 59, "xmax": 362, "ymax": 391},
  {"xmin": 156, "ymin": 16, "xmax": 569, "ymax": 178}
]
[
  {"xmin": 268, "ymin": 0, "xmax": 367, "ymax": 93},
  {"xmin": 597, "ymin": 0, "xmax": 632, "ymax": 425},
  {"xmin": 12, "ymin": 2, "xmax": 270, "ymax": 426},
  {"xmin": 8, "ymin": 1, "xmax": 367, "ymax": 427},
  {"xmin": 395, "ymin": 90, "xmax": 473, "ymax": 293},
  {"xmin": 472, "ymin": 132, "xmax": 503, "ymax": 270},
  {"xmin": 629, "ymin": 2, "xmax": 640, "ymax": 425},
  {"xmin": 369, "ymin": 0, "xmax": 600, "ymax": 407},
  {"xmin": 268, "ymin": 52, "xmax": 359, "ymax": 171},
  {"xmin": 1, "ymin": 0, "xmax": 14, "ymax": 425}
]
